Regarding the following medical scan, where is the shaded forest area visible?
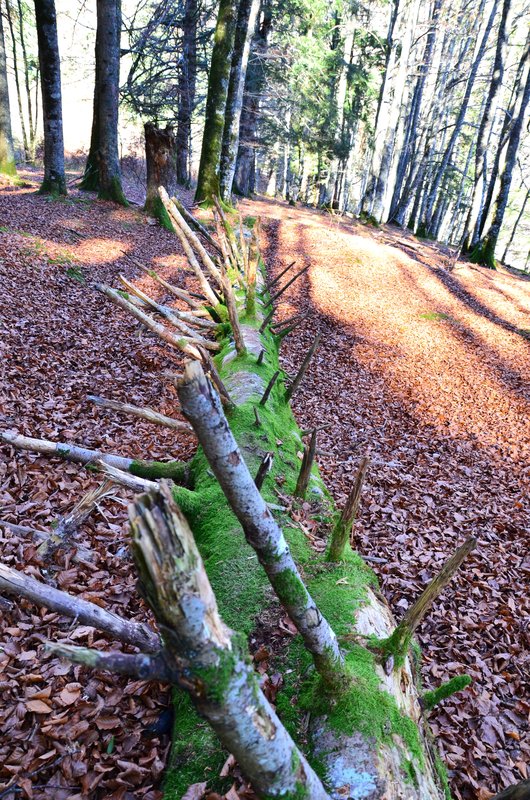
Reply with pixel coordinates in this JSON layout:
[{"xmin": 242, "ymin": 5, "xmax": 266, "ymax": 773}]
[{"xmin": 0, "ymin": 1, "xmax": 529, "ymax": 800}]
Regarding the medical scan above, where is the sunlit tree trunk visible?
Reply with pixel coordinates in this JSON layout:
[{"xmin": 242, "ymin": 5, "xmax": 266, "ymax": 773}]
[
  {"xmin": 0, "ymin": 4, "xmax": 16, "ymax": 176},
  {"xmin": 233, "ymin": 2, "xmax": 272, "ymax": 197},
  {"xmin": 33, "ymin": 0, "xmax": 66, "ymax": 195},
  {"xmin": 461, "ymin": 0, "xmax": 512, "ymax": 249},
  {"xmin": 471, "ymin": 65, "xmax": 530, "ymax": 268},
  {"xmin": 219, "ymin": 0, "xmax": 260, "ymax": 202},
  {"xmin": 195, "ymin": 0, "xmax": 238, "ymax": 204},
  {"xmin": 501, "ymin": 188, "xmax": 529, "ymax": 264},
  {"xmin": 5, "ymin": 0, "xmax": 28, "ymax": 161},
  {"xmin": 176, "ymin": 0, "xmax": 197, "ymax": 186}
]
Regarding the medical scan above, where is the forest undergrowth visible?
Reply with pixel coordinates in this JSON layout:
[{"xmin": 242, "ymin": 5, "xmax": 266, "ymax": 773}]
[{"xmin": 0, "ymin": 176, "xmax": 528, "ymax": 799}]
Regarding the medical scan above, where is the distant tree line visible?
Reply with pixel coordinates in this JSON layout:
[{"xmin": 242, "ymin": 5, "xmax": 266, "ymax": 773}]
[{"xmin": 0, "ymin": 0, "xmax": 528, "ymax": 268}]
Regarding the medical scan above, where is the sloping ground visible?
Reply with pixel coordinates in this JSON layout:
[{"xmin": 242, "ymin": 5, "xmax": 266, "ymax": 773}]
[
  {"xmin": 0, "ymin": 179, "xmax": 198, "ymax": 799},
  {"xmin": 242, "ymin": 197, "xmax": 530, "ymax": 800},
  {"xmin": 0, "ymin": 180, "xmax": 528, "ymax": 800}
]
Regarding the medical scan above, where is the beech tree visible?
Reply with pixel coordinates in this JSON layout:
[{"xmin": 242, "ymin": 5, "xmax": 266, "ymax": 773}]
[
  {"xmin": 33, "ymin": 0, "xmax": 65, "ymax": 195},
  {"xmin": 81, "ymin": 0, "xmax": 126, "ymax": 204},
  {"xmin": 0, "ymin": 1, "xmax": 16, "ymax": 176},
  {"xmin": 195, "ymin": 0, "xmax": 238, "ymax": 204}
]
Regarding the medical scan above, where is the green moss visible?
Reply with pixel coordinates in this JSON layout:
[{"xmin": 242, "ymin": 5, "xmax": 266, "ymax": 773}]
[
  {"xmin": 470, "ymin": 237, "xmax": 497, "ymax": 269},
  {"xmin": 99, "ymin": 175, "xmax": 128, "ymax": 206},
  {"xmin": 129, "ymin": 459, "xmax": 188, "ymax": 483},
  {"xmin": 38, "ymin": 175, "xmax": 67, "ymax": 197},
  {"xmin": 274, "ymin": 569, "xmax": 309, "ymax": 608},
  {"xmin": 299, "ymin": 647, "xmax": 424, "ymax": 766},
  {"xmin": 419, "ymin": 311, "xmax": 451, "ymax": 322},
  {"xmin": 146, "ymin": 194, "xmax": 173, "ymax": 231},
  {"xmin": 195, "ymin": 632, "xmax": 250, "ymax": 705},
  {"xmin": 434, "ymin": 750, "xmax": 453, "ymax": 800},
  {"xmin": 422, "ymin": 674, "xmax": 471, "ymax": 711}
]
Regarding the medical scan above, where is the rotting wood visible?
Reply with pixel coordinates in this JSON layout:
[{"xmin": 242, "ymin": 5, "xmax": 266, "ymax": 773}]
[{"xmin": 294, "ymin": 428, "xmax": 317, "ymax": 499}]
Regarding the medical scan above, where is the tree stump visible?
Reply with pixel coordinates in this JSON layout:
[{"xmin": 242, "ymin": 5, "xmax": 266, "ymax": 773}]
[{"xmin": 144, "ymin": 122, "xmax": 178, "ymax": 227}]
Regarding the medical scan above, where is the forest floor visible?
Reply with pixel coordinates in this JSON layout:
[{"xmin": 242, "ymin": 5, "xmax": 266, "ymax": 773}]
[{"xmin": 0, "ymin": 174, "xmax": 529, "ymax": 800}]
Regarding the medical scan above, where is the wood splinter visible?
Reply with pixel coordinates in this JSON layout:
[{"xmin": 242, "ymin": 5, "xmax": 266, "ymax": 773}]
[
  {"xmin": 255, "ymin": 452, "xmax": 274, "ymax": 491},
  {"xmin": 294, "ymin": 429, "xmax": 317, "ymax": 499},
  {"xmin": 328, "ymin": 456, "xmax": 369, "ymax": 561}
]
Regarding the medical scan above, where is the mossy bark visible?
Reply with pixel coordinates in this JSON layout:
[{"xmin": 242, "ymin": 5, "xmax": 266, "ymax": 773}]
[
  {"xmin": 194, "ymin": 0, "xmax": 239, "ymax": 205},
  {"xmin": 163, "ymin": 245, "xmax": 447, "ymax": 800}
]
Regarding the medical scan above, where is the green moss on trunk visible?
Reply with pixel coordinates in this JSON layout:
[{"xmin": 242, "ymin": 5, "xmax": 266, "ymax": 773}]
[
  {"xmin": 470, "ymin": 237, "xmax": 497, "ymax": 269},
  {"xmin": 99, "ymin": 175, "xmax": 128, "ymax": 206}
]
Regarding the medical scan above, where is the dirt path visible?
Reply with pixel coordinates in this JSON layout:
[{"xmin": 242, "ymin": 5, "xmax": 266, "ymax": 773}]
[
  {"xmin": 242, "ymin": 197, "xmax": 530, "ymax": 799},
  {"xmin": 0, "ymin": 180, "xmax": 528, "ymax": 799}
]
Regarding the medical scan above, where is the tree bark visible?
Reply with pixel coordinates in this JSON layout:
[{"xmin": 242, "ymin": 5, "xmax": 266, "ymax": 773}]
[
  {"xmin": 194, "ymin": 0, "xmax": 239, "ymax": 204},
  {"xmin": 144, "ymin": 121, "xmax": 178, "ymax": 224},
  {"xmin": 219, "ymin": 0, "xmax": 260, "ymax": 202},
  {"xmin": 33, "ymin": 0, "xmax": 66, "ymax": 195},
  {"xmin": 176, "ymin": 0, "xmax": 197, "ymax": 186},
  {"xmin": 233, "ymin": 2, "xmax": 272, "ymax": 197},
  {"xmin": 0, "ymin": 4, "xmax": 16, "ymax": 176}
]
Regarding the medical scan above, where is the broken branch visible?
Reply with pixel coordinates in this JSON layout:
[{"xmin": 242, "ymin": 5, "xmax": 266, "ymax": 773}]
[
  {"xmin": 328, "ymin": 456, "xmax": 369, "ymax": 561},
  {"xmin": 285, "ymin": 334, "xmax": 321, "ymax": 402},
  {"xmin": 88, "ymin": 394, "xmax": 194, "ymax": 433}
]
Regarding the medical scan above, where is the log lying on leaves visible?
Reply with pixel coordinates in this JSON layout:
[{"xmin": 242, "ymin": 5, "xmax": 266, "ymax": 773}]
[{"xmin": 0, "ymin": 197, "xmax": 475, "ymax": 800}]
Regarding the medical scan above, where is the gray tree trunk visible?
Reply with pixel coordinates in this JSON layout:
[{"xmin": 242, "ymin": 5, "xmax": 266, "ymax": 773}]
[
  {"xmin": 82, "ymin": 0, "xmax": 125, "ymax": 204},
  {"xmin": 219, "ymin": 0, "xmax": 260, "ymax": 202},
  {"xmin": 176, "ymin": 0, "xmax": 197, "ymax": 186},
  {"xmin": 33, "ymin": 0, "xmax": 66, "ymax": 195},
  {"xmin": 0, "ymin": 4, "xmax": 16, "ymax": 176}
]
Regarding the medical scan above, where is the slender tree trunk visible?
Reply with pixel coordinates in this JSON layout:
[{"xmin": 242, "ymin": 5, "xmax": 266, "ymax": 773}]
[
  {"xmin": 0, "ymin": 3, "xmax": 16, "ymax": 175},
  {"xmin": 461, "ymin": 0, "xmax": 512, "ymax": 249},
  {"xmin": 176, "ymin": 0, "xmax": 197, "ymax": 186},
  {"xmin": 233, "ymin": 2, "xmax": 272, "ymax": 197},
  {"xmin": 17, "ymin": 0, "xmax": 36, "ymax": 160},
  {"xmin": 472, "ymin": 65, "xmax": 530, "ymax": 268},
  {"xmin": 501, "ymin": 188, "xmax": 529, "ymax": 264},
  {"xmin": 5, "ymin": 0, "xmax": 29, "ymax": 161},
  {"xmin": 421, "ymin": 0, "xmax": 499, "ymax": 232},
  {"xmin": 194, "ymin": 0, "xmax": 238, "ymax": 204},
  {"xmin": 33, "ymin": 0, "xmax": 66, "ymax": 195},
  {"xmin": 219, "ymin": 0, "xmax": 260, "ymax": 202}
]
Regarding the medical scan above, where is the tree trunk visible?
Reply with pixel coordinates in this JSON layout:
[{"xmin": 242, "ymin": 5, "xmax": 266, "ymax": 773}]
[
  {"xmin": 461, "ymin": 0, "xmax": 512, "ymax": 249},
  {"xmin": 194, "ymin": 0, "xmax": 239, "ymax": 204},
  {"xmin": 233, "ymin": 2, "xmax": 272, "ymax": 197},
  {"xmin": 420, "ymin": 0, "xmax": 499, "ymax": 233},
  {"xmin": 81, "ymin": 0, "xmax": 125, "ymax": 204},
  {"xmin": 471, "ymin": 64, "xmax": 530, "ymax": 268},
  {"xmin": 0, "ymin": 4, "xmax": 16, "ymax": 176},
  {"xmin": 219, "ymin": 0, "xmax": 260, "ymax": 202},
  {"xmin": 33, "ymin": 0, "xmax": 66, "ymax": 195},
  {"xmin": 144, "ymin": 122, "xmax": 178, "ymax": 227},
  {"xmin": 176, "ymin": 0, "xmax": 197, "ymax": 186},
  {"xmin": 501, "ymin": 188, "xmax": 529, "ymax": 264}
]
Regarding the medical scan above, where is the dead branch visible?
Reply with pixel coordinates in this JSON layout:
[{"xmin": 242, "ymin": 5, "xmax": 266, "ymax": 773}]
[
  {"xmin": 213, "ymin": 196, "xmax": 244, "ymax": 274},
  {"xmin": 97, "ymin": 284, "xmax": 203, "ymax": 359},
  {"xmin": 47, "ymin": 643, "xmax": 176, "ymax": 682},
  {"xmin": 274, "ymin": 313, "xmax": 309, "ymax": 339},
  {"xmin": 136, "ymin": 264, "xmax": 203, "ymax": 310},
  {"xmin": 264, "ymin": 266, "xmax": 309, "ymax": 308},
  {"xmin": 164, "ymin": 194, "xmax": 224, "ymax": 289},
  {"xmin": 95, "ymin": 460, "xmax": 160, "ymax": 493},
  {"xmin": 171, "ymin": 195, "xmax": 222, "ymax": 254},
  {"xmin": 263, "ymin": 260, "xmax": 296, "ymax": 292},
  {"xmin": 197, "ymin": 347, "xmax": 234, "ymax": 409},
  {"xmin": 328, "ymin": 457, "xmax": 370, "ymax": 561},
  {"xmin": 383, "ymin": 536, "xmax": 477, "ymax": 667},
  {"xmin": 260, "ymin": 370, "xmax": 280, "ymax": 406},
  {"xmin": 88, "ymin": 394, "xmax": 194, "ymax": 433},
  {"xmin": 285, "ymin": 334, "xmax": 321, "ymax": 402},
  {"xmin": 158, "ymin": 188, "xmax": 219, "ymax": 305},
  {"xmin": 177, "ymin": 361, "xmax": 347, "ymax": 688},
  {"xmin": 259, "ymin": 308, "xmax": 275, "ymax": 333},
  {"xmin": 0, "ymin": 562, "xmax": 160, "ymax": 651},
  {"xmin": 0, "ymin": 430, "xmax": 188, "ymax": 484},
  {"xmin": 295, "ymin": 429, "xmax": 317, "ymax": 499}
]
